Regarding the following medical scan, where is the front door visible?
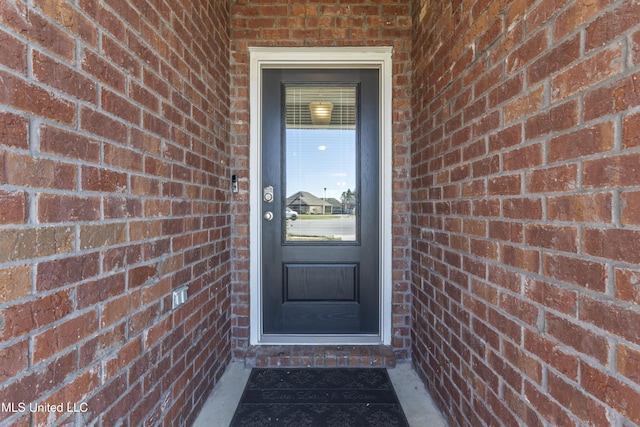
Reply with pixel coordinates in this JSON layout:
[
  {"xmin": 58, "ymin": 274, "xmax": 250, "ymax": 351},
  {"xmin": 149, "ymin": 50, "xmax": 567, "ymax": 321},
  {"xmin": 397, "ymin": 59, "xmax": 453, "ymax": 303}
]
[{"xmin": 261, "ymin": 68, "xmax": 380, "ymax": 336}]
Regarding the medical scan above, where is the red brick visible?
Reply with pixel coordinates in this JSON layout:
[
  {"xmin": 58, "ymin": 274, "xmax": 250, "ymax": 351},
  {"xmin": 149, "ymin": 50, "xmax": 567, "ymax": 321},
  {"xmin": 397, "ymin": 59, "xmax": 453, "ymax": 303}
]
[
  {"xmin": 81, "ymin": 166, "xmax": 127, "ymax": 193},
  {"xmin": 76, "ymin": 273, "xmax": 125, "ymax": 309},
  {"xmin": 489, "ymin": 220, "xmax": 523, "ymax": 243},
  {"xmin": 525, "ymin": 224, "xmax": 577, "ymax": 252},
  {"xmin": 104, "ymin": 337, "xmax": 142, "ymax": 381},
  {"xmin": 620, "ymin": 190, "xmax": 640, "ymax": 225},
  {"xmin": 544, "ymin": 254, "xmax": 606, "ymax": 292},
  {"xmin": 547, "ymin": 193, "xmax": 612, "ymax": 223},
  {"xmin": 546, "ymin": 312, "xmax": 609, "ymax": 363},
  {"xmin": 547, "ymin": 371, "xmax": 608, "ymax": 425},
  {"xmin": 618, "ymin": 344, "xmax": 640, "ymax": 386},
  {"xmin": 488, "ymin": 174, "xmax": 521, "ymax": 195},
  {"xmin": 488, "ymin": 124, "xmax": 521, "ymax": 152},
  {"xmin": 472, "ymin": 111, "xmax": 500, "ymax": 137},
  {"xmin": 0, "ymin": 190, "xmax": 28, "ymax": 224},
  {"xmin": 104, "ymin": 142, "xmax": 143, "ymax": 172},
  {"xmin": 504, "ymin": 86, "xmax": 545, "ymax": 124},
  {"xmin": 101, "ymin": 292, "xmax": 140, "ymax": 328},
  {"xmin": 623, "ymin": 110, "xmax": 640, "ymax": 148},
  {"xmin": 524, "ymin": 381, "xmax": 575, "ymax": 426},
  {"xmin": 0, "ymin": 1, "xmax": 74, "ymax": 61},
  {"xmin": 525, "ymin": 0, "xmax": 571, "ymax": 32},
  {"xmin": 524, "ymin": 279, "xmax": 577, "ymax": 315},
  {"xmin": 525, "ymin": 100, "xmax": 578, "ymax": 140},
  {"xmin": 0, "ymin": 70, "xmax": 76, "ymax": 125},
  {"xmin": 0, "ymin": 111, "xmax": 28, "ymax": 149},
  {"xmin": 554, "ymin": 0, "xmax": 612, "ymax": 40},
  {"xmin": 104, "ymin": 196, "xmax": 143, "ymax": 219},
  {"xmin": 490, "ymin": 357, "xmax": 523, "ymax": 403},
  {"xmin": 525, "ymin": 330, "xmax": 579, "ymax": 380},
  {"xmin": 84, "ymin": 372, "xmax": 128, "ymax": 421},
  {"xmin": 528, "ymin": 35, "xmax": 580, "ymax": 84},
  {"xmin": 499, "ymin": 293, "xmax": 538, "ymax": 326},
  {"xmin": 581, "ymin": 362, "xmax": 640, "ymax": 425},
  {"xmin": 549, "ymin": 122, "xmax": 615, "ymax": 162},
  {"xmin": 0, "ymin": 227, "xmax": 74, "ymax": 263},
  {"xmin": 0, "ymin": 28, "xmax": 26, "ymax": 73},
  {"xmin": 130, "ymin": 81, "xmax": 160, "ymax": 112},
  {"xmin": 503, "ymin": 340, "xmax": 542, "ymax": 384},
  {"xmin": 473, "ymin": 198, "xmax": 501, "ymax": 217},
  {"xmin": 104, "ymin": 0, "xmax": 140, "ymax": 32},
  {"xmin": 34, "ymin": 0, "xmax": 97, "ymax": 46},
  {"xmin": 631, "ymin": 28, "xmax": 640, "ymax": 65},
  {"xmin": 551, "ymin": 46, "xmax": 622, "ymax": 101},
  {"xmin": 79, "ymin": 223, "xmax": 127, "ymax": 250},
  {"xmin": 82, "ymin": 49, "xmax": 126, "ymax": 93},
  {"xmin": 581, "ymin": 295, "xmax": 640, "ymax": 345},
  {"xmin": 489, "ymin": 74, "xmax": 523, "ymax": 107},
  {"xmin": 583, "ymin": 72, "xmax": 640, "ymax": 121},
  {"xmin": 40, "ymin": 125, "xmax": 101, "ymax": 162},
  {"xmin": 32, "ymin": 50, "xmax": 97, "ymax": 102},
  {"xmin": 0, "ymin": 339, "xmax": 28, "ymax": 384},
  {"xmin": 33, "ymin": 310, "xmax": 98, "ymax": 362},
  {"xmin": 471, "ymin": 155, "xmax": 500, "ymax": 178},
  {"xmin": 37, "ymin": 193, "xmax": 100, "ymax": 223},
  {"xmin": 474, "ymin": 65, "xmax": 503, "ymax": 100},
  {"xmin": 501, "ymin": 245, "xmax": 539, "ymax": 273},
  {"xmin": 585, "ymin": 0, "xmax": 640, "ymax": 51},
  {"xmin": 463, "ymin": 99, "xmax": 487, "ymax": 125},
  {"xmin": 503, "ymin": 143, "xmax": 542, "ymax": 171},
  {"xmin": 33, "ymin": 369, "xmax": 100, "ymax": 426},
  {"xmin": 0, "ymin": 289, "xmax": 73, "ymax": 341},
  {"xmin": 102, "ymin": 88, "xmax": 142, "ymax": 125},
  {"xmin": 0, "ymin": 265, "xmax": 30, "ymax": 304},
  {"xmin": 128, "ymin": 265, "xmax": 158, "ymax": 288},
  {"xmin": 615, "ymin": 267, "xmax": 640, "ymax": 304},
  {"xmin": 474, "ymin": 315, "xmax": 501, "ymax": 353},
  {"xmin": 583, "ymin": 228, "xmax": 640, "ymax": 264},
  {"xmin": 36, "ymin": 253, "xmax": 100, "ymax": 291},
  {"xmin": 470, "ymin": 239, "xmax": 498, "ymax": 260},
  {"xmin": 583, "ymin": 152, "xmax": 640, "ymax": 188},
  {"xmin": 0, "ymin": 351, "xmax": 76, "ymax": 422},
  {"xmin": 2, "ymin": 151, "xmax": 77, "ymax": 190},
  {"xmin": 80, "ymin": 107, "xmax": 127, "ymax": 144},
  {"xmin": 79, "ymin": 324, "xmax": 126, "ymax": 369},
  {"xmin": 503, "ymin": 198, "xmax": 542, "ymax": 220}
]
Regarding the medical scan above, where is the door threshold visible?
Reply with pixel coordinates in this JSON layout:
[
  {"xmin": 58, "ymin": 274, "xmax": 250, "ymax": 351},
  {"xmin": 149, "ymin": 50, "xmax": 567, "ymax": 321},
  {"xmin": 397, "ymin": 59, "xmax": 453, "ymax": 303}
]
[
  {"xmin": 244, "ymin": 344, "xmax": 395, "ymax": 368},
  {"xmin": 259, "ymin": 334, "xmax": 381, "ymax": 345}
]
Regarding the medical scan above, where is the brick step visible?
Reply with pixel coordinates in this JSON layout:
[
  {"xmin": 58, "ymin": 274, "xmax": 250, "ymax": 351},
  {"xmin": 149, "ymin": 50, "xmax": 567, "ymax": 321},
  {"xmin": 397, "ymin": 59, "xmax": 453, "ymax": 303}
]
[{"xmin": 244, "ymin": 345, "xmax": 396, "ymax": 368}]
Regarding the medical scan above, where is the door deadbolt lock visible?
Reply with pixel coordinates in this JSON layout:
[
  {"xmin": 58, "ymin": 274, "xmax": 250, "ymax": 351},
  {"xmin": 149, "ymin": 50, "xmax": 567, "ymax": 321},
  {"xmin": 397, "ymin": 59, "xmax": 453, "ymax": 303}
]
[
  {"xmin": 263, "ymin": 211, "xmax": 273, "ymax": 221},
  {"xmin": 263, "ymin": 186, "xmax": 274, "ymax": 203}
]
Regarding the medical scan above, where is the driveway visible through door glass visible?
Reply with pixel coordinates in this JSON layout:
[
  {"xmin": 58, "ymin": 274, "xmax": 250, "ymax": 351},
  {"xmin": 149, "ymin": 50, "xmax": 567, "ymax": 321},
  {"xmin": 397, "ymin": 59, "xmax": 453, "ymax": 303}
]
[{"xmin": 285, "ymin": 86, "xmax": 357, "ymax": 242}]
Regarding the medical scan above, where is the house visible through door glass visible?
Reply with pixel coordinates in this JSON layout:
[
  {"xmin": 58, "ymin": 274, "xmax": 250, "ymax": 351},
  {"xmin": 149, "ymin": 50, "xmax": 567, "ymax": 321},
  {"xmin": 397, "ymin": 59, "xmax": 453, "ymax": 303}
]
[{"xmin": 284, "ymin": 86, "xmax": 358, "ymax": 243}]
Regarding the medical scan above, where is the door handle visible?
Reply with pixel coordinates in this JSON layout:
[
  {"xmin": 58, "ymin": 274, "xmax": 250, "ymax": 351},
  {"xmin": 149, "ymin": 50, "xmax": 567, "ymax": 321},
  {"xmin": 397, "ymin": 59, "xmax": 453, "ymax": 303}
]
[{"xmin": 263, "ymin": 211, "xmax": 274, "ymax": 221}]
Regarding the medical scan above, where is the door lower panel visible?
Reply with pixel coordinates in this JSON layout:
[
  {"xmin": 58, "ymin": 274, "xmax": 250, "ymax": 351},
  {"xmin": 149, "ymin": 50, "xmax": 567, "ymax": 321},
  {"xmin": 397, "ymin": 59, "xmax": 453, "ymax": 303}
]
[{"xmin": 285, "ymin": 263, "xmax": 359, "ymax": 301}]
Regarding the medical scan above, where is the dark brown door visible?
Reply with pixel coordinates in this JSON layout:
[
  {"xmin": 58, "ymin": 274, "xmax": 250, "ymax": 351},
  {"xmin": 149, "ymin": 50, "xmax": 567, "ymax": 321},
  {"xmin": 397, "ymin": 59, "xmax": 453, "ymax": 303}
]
[{"xmin": 261, "ymin": 68, "xmax": 380, "ymax": 335}]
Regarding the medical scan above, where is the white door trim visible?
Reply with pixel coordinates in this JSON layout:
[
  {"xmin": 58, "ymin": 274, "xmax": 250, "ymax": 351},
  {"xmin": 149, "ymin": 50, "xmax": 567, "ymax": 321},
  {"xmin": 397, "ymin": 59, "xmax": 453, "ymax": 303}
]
[{"xmin": 248, "ymin": 47, "xmax": 393, "ymax": 345}]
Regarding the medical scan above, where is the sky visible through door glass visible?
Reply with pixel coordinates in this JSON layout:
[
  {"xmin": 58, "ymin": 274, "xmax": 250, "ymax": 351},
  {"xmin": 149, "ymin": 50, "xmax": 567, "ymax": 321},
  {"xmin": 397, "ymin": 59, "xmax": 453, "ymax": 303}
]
[{"xmin": 285, "ymin": 128, "xmax": 356, "ymax": 201}]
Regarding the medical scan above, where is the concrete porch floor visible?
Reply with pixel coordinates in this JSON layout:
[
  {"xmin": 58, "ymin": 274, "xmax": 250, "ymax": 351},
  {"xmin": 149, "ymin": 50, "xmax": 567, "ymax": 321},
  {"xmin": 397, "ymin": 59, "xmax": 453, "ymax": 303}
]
[{"xmin": 193, "ymin": 360, "xmax": 447, "ymax": 427}]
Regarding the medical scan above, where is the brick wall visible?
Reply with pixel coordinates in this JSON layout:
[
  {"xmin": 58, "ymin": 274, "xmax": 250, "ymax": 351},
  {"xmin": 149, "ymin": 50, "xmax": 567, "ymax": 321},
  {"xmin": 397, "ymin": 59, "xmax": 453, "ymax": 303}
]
[
  {"xmin": 229, "ymin": 0, "xmax": 413, "ymax": 359},
  {"xmin": 0, "ymin": 0, "xmax": 230, "ymax": 425},
  {"xmin": 411, "ymin": 0, "xmax": 640, "ymax": 425}
]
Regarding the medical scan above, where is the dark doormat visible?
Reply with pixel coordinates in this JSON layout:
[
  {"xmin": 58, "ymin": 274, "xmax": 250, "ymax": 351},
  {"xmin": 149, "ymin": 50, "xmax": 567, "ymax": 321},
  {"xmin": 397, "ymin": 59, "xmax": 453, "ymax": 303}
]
[{"xmin": 229, "ymin": 368, "xmax": 410, "ymax": 427}]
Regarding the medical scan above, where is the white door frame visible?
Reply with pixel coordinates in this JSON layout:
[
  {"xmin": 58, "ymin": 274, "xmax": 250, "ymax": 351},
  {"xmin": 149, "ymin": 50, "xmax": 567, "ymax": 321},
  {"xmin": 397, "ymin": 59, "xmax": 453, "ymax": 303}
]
[{"xmin": 248, "ymin": 47, "xmax": 393, "ymax": 345}]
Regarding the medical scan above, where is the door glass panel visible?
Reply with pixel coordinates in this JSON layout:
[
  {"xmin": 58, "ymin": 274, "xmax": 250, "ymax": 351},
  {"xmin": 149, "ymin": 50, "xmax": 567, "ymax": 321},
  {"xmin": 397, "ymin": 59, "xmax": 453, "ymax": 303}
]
[{"xmin": 284, "ymin": 86, "xmax": 357, "ymax": 242}]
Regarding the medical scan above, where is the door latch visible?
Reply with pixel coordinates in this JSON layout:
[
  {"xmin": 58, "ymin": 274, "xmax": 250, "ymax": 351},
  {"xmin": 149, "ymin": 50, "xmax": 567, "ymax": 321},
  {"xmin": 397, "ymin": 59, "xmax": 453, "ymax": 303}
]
[{"xmin": 263, "ymin": 186, "xmax": 274, "ymax": 203}]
